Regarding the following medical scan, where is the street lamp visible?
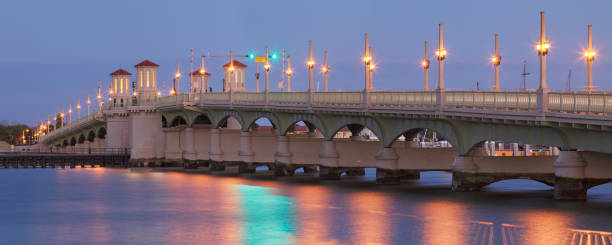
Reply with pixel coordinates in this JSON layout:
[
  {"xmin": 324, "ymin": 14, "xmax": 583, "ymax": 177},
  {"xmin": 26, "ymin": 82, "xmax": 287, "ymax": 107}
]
[
  {"xmin": 68, "ymin": 104, "xmax": 73, "ymax": 123},
  {"xmin": 536, "ymin": 11, "xmax": 550, "ymax": 91},
  {"xmin": 307, "ymin": 40, "xmax": 315, "ymax": 94},
  {"xmin": 86, "ymin": 93, "xmax": 91, "ymax": 116},
  {"xmin": 363, "ymin": 33, "xmax": 372, "ymax": 92},
  {"xmin": 286, "ymin": 55, "xmax": 293, "ymax": 92},
  {"xmin": 491, "ymin": 34, "xmax": 502, "ymax": 91},
  {"xmin": 584, "ymin": 24, "xmax": 596, "ymax": 91},
  {"xmin": 435, "ymin": 23, "xmax": 447, "ymax": 91},
  {"xmin": 322, "ymin": 50, "xmax": 329, "ymax": 92},
  {"xmin": 77, "ymin": 100, "xmax": 81, "ymax": 120},
  {"xmin": 422, "ymin": 41, "xmax": 430, "ymax": 91}
]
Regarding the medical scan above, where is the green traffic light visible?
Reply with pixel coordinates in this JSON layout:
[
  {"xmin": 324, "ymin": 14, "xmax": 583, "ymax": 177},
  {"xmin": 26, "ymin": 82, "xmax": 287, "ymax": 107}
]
[
  {"xmin": 248, "ymin": 53, "xmax": 255, "ymax": 59},
  {"xmin": 271, "ymin": 54, "xmax": 278, "ymax": 59}
]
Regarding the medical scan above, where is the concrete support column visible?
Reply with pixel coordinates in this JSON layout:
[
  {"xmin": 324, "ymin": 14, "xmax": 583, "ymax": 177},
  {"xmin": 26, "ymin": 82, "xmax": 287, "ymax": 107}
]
[
  {"xmin": 319, "ymin": 140, "xmax": 341, "ymax": 180},
  {"xmin": 489, "ymin": 141, "xmax": 496, "ymax": 156},
  {"xmin": 451, "ymin": 143, "xmax": 485, "ymax": 191},
  {"xmin": 274, "ymin": 135, "xmax": 293, "ymax": 176},
  {"xmin": 183, "ymin": 127, "xmax": 196, "ymax": 167},
  {"xmin": 238, "ymin": 131, "xmax": 255, "ymax": 174},
  {"xmin": 375, "ymin": 147, "xmax": 408, "ymax": 185},
  {"xmin": 553, "ymin": 150, "xmax": 587, "ymax": 200},
  {"xmin": 209, "ymin": 128, "xmax": 224, "ymax": 164}
]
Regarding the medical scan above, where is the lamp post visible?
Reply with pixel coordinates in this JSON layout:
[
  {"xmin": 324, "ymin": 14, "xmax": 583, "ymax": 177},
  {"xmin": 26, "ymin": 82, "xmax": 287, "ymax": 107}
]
[
  {"xmin": 265, "ymin": 46, "xmax": 270, "ymax": 105},
  {"xmin": 585, "ymin": 24, "xmax": 595, "ymax": 91},
  {"xmin": 536, "ymin": 11, "xmax": 550, "ymax": 115},
  {"xmin": 536, "ymin": 11, "xmax": 550, "ymax": 91},
  {"xmin": 68, "ymin": 104, "xmax": 72, "ymax": 123},
  {"xmin": 307, "ymin": 40, "xmax": 315, "ymax": 106},
  {"xmin": 422, "ymin": 41, "xmax": 430, "ymax": 91},
  {"xmin": 175, "ymin": 60, "xmax": 181, "ymax": 102},
  {"xmin": 322, "ymin": 50, "xmax": 329, "ymax": 92},
  {"xmin": 491, "ymin": 34, "xmax": 502, "ymax": 91},
  {"xmin": 286, "ymin": 56, "xmax": 293, "ymax": 92},
  {"xmin": 435, "ymin": 23, "xmax": 447, "ymax": 91},
  {"xmin": 369, "ymin": 46, "xmax": 375, "ymax": 88},
  {"xmin": 77, "ymin": 100, "xmax": 81, "ymax": 120},
  {"xmin": 86, "ymin": 93, "xmax": 91, "ymax": 116},
  {"xmin": 363, "ymin": 33, "xmax": 371, "ymax": 92},
  {"xmin": 97, "ymin": 84, "xmax": 102, "ymax": 110}
]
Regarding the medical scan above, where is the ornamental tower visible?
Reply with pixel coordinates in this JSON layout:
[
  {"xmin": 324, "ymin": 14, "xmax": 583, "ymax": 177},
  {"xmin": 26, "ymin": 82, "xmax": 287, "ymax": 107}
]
[
  {"xmin": 222, "ymin": 60, "xmax": 247, "ymax": 92},
  {"xmin": 134, "ymin": 60, "xmax": 159, "ymax": 105},
  {"xmin": 109, "ymin": 68, "xmax": 132, "ymax": 108}
]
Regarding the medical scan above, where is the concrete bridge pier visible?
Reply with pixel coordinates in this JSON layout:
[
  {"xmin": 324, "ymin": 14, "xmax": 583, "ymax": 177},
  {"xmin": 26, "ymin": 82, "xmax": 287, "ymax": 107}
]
[
  {"xmin": 451, "ymin": 144, "xmax": 486, "ymax": 191},
  {"xmin": 274, "ymin": 135, "xmax": 293, "ymax": 176},
  {"xmin": 183, "ymin": 127, "xmax": 198, "ymax": 169},
  {"xmin": 208, "ymin": 128, "xmax": 225, "ymax": 171},
  {"xmin": 553, "ymin": 150, "xmax": 587, "ymax": 200},
  {"xmin": 238, "ymin": 131, "xmax": 256, "ymax": 174},
  {"xmin": 319, "ymin": 140, "xmax": 341, "ymax": 179},
  {"xmin": 375, "ymin": 147, "xmax": 413, "ymax": 185}
]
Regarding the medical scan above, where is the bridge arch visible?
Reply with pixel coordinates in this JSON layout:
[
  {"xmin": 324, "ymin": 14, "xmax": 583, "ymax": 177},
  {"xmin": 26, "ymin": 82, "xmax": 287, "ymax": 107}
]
[
  {"xmin": 70, "ymin": 137, "xmax": 77, "ymax": 146},
  {"xmin": 243, "ymin": 111, "xmax": 280, "ymax": 133},
  {"xmin": 62, "ymin": 140, "xmax": 68, "ymax": 146},
  {"xmin": 87, "ymin": 130, "xmax": 96, "ymax": 142},
  {"xmin": 169, "ymin": 116, "xmax": 187, "ymax": 127},
  {"xmin": 458, "ymin": 123, "xmax": 568, "ymax": 156},
  {"xmin": 324, "ymin": 115, "xmax": 384, "ymax": 141},
  {"xmin": 78, "ymin": 134, "xmax": 86, "ymax": 144},
  {"xmin": 279, "ymin": 114, "xmax": 326, "ymax": 136},
  {"xmin": 192, "ymin": 114, "xmax": 212, "ymax": 125},
  {"xmin": 212, "ymin": 110, "xmax": 244, "ymax": 129},
  {"xmin": 97, "ymin": 127, "xmax": 106, "ymax": 139},
  {"xmin": 384, "ymin": 119, "xmax": 462, "ymax": 151}
]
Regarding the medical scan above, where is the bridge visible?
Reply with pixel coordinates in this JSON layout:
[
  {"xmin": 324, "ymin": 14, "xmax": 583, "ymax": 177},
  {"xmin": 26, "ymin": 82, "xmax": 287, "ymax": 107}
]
[{"xmin": 36, "ymin": 13, "xmax": 612, "ymax": 200}]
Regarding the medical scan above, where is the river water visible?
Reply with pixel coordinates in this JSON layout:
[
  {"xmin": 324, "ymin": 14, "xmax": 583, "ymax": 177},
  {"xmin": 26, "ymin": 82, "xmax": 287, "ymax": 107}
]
[{"xmin": 0, "ymin": 168, "xmax": 610, "ymax": 245}]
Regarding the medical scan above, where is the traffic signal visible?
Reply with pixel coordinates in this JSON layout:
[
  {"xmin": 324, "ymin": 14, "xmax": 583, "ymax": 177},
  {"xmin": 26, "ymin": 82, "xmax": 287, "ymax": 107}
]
[
  {"xmin": 270, "ymin": 53, "xmax": 278, "ymax": 59},
  {"xmin": 247, "ymin": 53, "xmax": 255, "ymax": 59}
]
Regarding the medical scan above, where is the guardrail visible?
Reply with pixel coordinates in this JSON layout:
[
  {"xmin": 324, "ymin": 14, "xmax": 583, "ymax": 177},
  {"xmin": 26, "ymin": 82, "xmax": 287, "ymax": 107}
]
[
  {"xmin": 446, "ymin": 91, "xmax": 537, "ymax": 110},
  {"xmin": 548, "ymin": 92, "xmax": 611, "ymax": 114},
  {"xmin": 2, "ymin": 148, "xmax": 129, "ymax": 155},
  {"xmin": 152, "ymin": 90, "xmax": 612, "ymax": 115}
]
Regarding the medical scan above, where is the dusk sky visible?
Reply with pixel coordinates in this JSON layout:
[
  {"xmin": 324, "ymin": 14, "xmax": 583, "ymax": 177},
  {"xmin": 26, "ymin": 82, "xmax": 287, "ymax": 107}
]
[{"xmin": 1, "ymin": 0, "xmax": 611, "ymax": 124}]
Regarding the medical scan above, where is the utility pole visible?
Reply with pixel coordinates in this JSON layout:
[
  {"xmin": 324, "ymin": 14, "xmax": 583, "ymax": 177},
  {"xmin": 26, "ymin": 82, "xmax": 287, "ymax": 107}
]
[{"xmin": 521, "ymin": 61, "xmax": 530, "ymax": 92}]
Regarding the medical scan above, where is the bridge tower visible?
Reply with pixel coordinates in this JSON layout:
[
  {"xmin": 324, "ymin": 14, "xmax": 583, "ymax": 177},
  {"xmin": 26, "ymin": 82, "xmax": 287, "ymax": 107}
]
[
  {"xmin": 190, "ymin": 69, "xmax": 210, "ymax": 94},
  {"xmin": 222, "ymin": 60, "xmax": 247, "ymax": 92},
  {"xmin": 129, "ymin": 60, "xmax": 163, "ymax": 165},
  {"xmin": 104, "ymin": 68, "xmax": 132, "ymax": 151},
  {"xmin": 134, "ymin": 60, "xmax": 159, "ymax": 105}
]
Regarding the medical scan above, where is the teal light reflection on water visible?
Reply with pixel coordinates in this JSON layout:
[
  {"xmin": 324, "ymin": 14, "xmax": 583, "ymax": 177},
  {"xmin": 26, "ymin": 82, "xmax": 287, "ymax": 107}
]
[{"xmin": 236, "ymin": 184, "xmax": 296, "ymax": 245}]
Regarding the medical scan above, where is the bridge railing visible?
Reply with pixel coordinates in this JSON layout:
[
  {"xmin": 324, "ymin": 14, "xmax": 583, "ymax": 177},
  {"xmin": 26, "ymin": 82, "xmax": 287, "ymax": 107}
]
[
  {"xmin": 314, "ymin": 91, "xmax": 363, "ymax": 106},
  {"xmin": 234, "ymin": 92, "xmax": 264, "ymax": 104},
  {"xmin": 548, "ymin": 92, "xmax": 611, "ymax": 114},
  {"xmin": 270, "ymin": 92, "xmax": 308, "ymax": 105},
  {"xmin": 445, "ymin": 91, "xmax": 537, "ymax": 110},
  {"xmin": 370, "ymin": 91, "xmax": 437, "ymax": 107}
]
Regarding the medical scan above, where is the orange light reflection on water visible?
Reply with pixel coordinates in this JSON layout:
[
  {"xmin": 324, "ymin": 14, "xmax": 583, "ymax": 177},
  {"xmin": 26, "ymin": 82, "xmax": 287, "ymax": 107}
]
[
  {"xmin": 420, "ymin": 200, "xmax": 469, "ymax": 245},
  {"xmin": 519, "ymin": 210, "xmax": 572, "ymax": 245},
  {"xmin": 348, "ymin": 191, "xmax": 391, "ymax": 244},
  {"xmin": 293, "ymin": 185, "xmax": 339, "ymax": 245}
]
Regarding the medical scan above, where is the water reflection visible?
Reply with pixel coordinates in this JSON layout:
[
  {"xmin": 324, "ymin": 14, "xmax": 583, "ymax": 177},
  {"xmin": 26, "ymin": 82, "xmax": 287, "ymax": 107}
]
[
  {"xmin": 1, "ymin": 169, "xmax": 612, "ymax": 244},
  {"xmin": 293, "ymin": 185, "xmax": 338, "ymax": 244},
  {"xmin": 348, "ymin": 191, "xmax": 391, "ymax": 244},
  {"xmin": 420, "ymin": 200, "xmax": 469, "ymax": 245},
  {"xmin": 237, "ymin": 184, "xmax": 296, "ymax": 244}
]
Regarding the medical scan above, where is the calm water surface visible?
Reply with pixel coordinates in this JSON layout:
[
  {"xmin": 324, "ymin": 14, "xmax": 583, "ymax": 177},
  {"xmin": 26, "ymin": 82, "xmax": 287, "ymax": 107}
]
[{"xmin": 0, "ymin": 168, "xmax": 611, "ymax": 245}]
